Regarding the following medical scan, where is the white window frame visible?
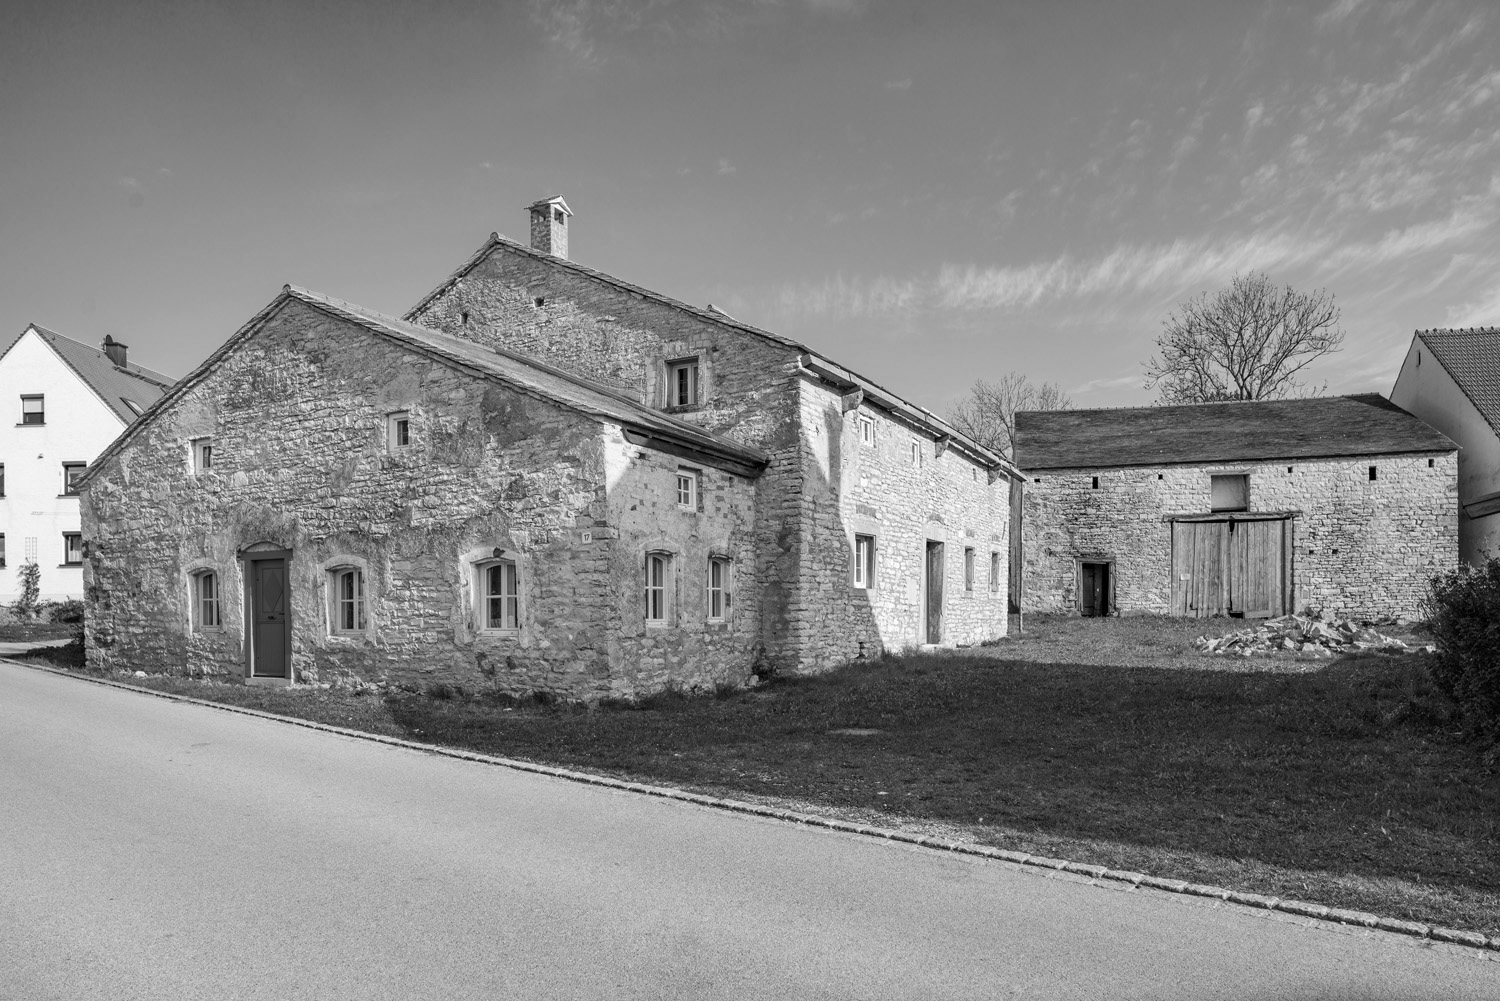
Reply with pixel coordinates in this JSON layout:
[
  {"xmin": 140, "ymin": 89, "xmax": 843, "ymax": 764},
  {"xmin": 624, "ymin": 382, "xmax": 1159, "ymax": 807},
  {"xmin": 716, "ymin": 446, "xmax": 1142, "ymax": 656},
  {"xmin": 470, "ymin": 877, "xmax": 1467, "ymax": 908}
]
[
  {"xmin": 387, "ymin": 411, "xmax": 410, "ymax": 451},
  {"xmin": 62, "ymin": 532, "xmax": 83, "ymax": 566},
  {"xmin": 20, "ymin": 394, "xmax": 44, "ymax": 426},
  {"xmin": 61, "ymin": 461, "xmax": 86, "ymax": 496},
  {"xmin": 707, "ymin": 557, "xmax": 731, "ymax": 622},
  {"xmin": 191, "ymin": 570, "xmax": 222, "ymax": 631},
  {"xmin": 858, "ymin": 414, "xmax": 875, "ymax": 445},
  {"xmin": 192, "ymin": 437, "xmax": 214, "ymax": 474},
  {"xmin": 645, "ymin": 551, "xmax": 673, "ymax": 625},
  {"xmin": 676, "ymin": 468, "xmax": 699, "ymax": 511},
  {"xmin": 328, "ymin": 566, "xmax": 367, "ymax": 634},
  {"xmin": 853, "ymin": 534, "xmax": 876, "ymax": 590},
  {"xmin": 477, "ymin": 557, "xmax": 520, "ymax": 632},
  {"xmin": 666, "ymin": 358, "xmax": 700, "ymax": 409},
  {"xmin": 910, "ymin": 439, "xmax": 922, "ymax": 467}
]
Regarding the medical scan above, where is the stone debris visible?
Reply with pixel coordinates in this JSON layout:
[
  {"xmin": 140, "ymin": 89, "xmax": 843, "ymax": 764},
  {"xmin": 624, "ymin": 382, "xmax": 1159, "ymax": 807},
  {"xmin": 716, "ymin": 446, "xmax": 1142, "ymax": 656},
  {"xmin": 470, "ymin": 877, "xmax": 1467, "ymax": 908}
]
[{"xmin": 1193, "ymin": 613, "xmax": 1436, "ymax": 658}]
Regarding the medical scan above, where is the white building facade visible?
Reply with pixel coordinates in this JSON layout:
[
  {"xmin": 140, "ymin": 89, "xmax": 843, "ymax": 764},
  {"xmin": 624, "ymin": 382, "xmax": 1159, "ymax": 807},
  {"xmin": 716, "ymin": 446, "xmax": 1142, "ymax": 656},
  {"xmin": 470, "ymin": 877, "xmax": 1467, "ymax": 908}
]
[{"xmin": 0, "ymin": 325, "xmax": 169, "ymax": 601}]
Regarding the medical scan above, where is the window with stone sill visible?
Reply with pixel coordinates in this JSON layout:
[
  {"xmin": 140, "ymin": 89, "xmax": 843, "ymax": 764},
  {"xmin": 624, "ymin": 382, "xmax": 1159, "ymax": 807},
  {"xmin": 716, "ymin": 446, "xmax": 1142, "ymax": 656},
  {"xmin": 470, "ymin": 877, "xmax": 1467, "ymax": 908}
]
[
  {"xmin": 191, "ymin": 437, "xmax": 213, "ymax": 475},
  {"xmin": 858, "ymin": 414, "xmax": 875, "ymax": 446},
  {"xmin": 477, "ymin": 558, "xmax": 520, "ymax": 632},
  {"xmin": 706, "ymin": 557, "xmax": 731, "ymax": 622},
  {"xmin": 664, "ymin": 358, "xmax": 701, "ymax": 410},
  {"xmin": 645, "ymin": 552, "xmax": 673, "ymax": 625},
  {"xmin": 327, "ymin": 566, "xmax": 367, "ymax": 635},
  {"xmin": 191, "ymin": 570, "xmax": 222, "ymax": 631},
  {"xmin": 387, "ymin": 411, "xmax": 411, "ymax": 451}
]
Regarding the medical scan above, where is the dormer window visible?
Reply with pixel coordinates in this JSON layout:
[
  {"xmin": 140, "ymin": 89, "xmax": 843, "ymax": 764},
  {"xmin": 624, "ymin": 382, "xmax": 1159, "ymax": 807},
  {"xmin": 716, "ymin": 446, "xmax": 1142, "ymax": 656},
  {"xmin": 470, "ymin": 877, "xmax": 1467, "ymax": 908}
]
[
  {"xmin": 666, "ymin": 359, "xmax": 700, "ymax": 409},
  {"xmin": 20, "ymin": 395, "xmax": 43, "ymax": 426}
]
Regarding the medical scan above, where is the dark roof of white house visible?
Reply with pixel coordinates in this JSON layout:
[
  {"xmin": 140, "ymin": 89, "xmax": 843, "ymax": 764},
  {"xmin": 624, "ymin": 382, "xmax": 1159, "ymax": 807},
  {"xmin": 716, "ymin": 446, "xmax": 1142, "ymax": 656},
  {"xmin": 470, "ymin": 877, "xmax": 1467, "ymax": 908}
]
[
  {"xmin": 1414, "ymin": 327, "xmax": 1500, "ymax": 436},
  {"xmin": 1013, "ymin": 394, "xmax": 1454, "ymax": 471},
  {"xmin": 0, "ymin": 324, "xmax": 173, "ymax": 423},
  {"xmin": 81, "ymin": 286, "xmax": 768, "ymax": 486},
  {"xmin": 404, "ymin": 233, "xmax": 1020, "ymax": 478}
]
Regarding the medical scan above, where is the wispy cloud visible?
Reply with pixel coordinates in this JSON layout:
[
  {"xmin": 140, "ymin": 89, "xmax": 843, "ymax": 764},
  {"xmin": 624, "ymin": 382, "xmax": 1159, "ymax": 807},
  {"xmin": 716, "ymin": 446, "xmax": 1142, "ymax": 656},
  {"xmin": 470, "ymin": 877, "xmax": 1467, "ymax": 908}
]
[
  {"xmin": 884, "ymin": 78, "xmax": 912, "ymax": 91},
  {"xmin": 716, "ymin": 157, "xmax": 736, "ymax": 175}
]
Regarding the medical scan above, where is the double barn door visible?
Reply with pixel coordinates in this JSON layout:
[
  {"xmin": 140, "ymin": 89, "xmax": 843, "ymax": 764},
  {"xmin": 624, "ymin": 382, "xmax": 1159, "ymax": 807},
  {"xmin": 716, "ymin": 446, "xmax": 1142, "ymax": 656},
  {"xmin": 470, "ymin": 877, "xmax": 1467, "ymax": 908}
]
[{"xmin": 1171, "ymin": 517, "xmax": 1291, "ymax": 618}]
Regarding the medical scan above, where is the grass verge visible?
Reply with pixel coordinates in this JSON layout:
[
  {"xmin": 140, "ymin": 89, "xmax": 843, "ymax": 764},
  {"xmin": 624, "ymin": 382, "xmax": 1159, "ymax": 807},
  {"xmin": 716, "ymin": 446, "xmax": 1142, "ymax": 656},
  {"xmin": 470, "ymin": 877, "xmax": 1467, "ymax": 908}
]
[{"xmin": 29, "ymin": 614, "xmax": 1499, "ymax": 937}]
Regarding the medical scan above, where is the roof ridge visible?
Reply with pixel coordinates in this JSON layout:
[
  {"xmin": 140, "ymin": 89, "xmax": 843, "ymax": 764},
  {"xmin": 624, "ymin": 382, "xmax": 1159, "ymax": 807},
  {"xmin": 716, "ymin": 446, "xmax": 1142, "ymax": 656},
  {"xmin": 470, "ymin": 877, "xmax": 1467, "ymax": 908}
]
[
  {"xmin": 24, "ymin": 321, "xmax": 176, "ymax": 387},
  {"xmin": 1018, "ymin": 393, "xmax": 1384, "ymax": 417}
]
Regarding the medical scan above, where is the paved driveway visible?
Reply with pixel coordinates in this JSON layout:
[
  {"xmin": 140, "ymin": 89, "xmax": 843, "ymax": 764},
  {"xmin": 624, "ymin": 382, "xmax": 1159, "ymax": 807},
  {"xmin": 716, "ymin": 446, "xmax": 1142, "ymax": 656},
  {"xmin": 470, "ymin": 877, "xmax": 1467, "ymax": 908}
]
[{"xmin": 2, "ymin": 662, "xmax": 1496, "ymax": 1000}]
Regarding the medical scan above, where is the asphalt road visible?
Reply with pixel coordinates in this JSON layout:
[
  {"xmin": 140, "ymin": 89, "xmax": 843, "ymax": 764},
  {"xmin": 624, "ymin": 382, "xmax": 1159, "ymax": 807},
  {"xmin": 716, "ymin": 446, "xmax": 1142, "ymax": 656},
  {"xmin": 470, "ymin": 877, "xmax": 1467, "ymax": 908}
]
[{"xmin": 2, "ymin": 663, "xmax": 1496, "ymax": 1000}]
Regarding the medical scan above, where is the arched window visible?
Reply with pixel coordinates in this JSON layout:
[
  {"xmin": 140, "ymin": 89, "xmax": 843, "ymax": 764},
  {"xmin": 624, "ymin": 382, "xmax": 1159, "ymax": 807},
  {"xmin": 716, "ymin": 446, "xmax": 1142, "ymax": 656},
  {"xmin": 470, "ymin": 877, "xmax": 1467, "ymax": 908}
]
[
  {"xmin": 190, "ymin": 570, "xmax": 221, "ymax": 631},
  {"xmin": 645, "ymin": 552, "xmax": 672, "ymax": 625},
  {"xmin": 328, "ymin": 566, "xmax": 366, "ymax": 634},
  {"xmin": 477, "ymin": 557, "xmax": 519, "ymax": 631}
]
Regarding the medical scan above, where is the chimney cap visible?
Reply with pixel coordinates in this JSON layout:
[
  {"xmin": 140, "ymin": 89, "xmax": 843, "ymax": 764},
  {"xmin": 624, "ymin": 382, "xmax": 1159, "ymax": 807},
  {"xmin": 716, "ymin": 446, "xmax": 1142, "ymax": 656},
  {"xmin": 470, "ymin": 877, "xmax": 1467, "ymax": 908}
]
[{"xmin": 527, "ymin": 195, "xmax": 572, "ymax": 217}]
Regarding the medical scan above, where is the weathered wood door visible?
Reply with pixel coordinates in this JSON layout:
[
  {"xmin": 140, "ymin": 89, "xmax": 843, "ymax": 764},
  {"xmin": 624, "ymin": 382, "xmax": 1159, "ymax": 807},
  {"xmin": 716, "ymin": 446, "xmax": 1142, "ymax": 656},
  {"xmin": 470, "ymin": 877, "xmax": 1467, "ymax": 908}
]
[
  {"xmin": 1080, "ymin": 562, "xmax": 1110, "ymax": 616},
  {"xmin": 925, "ymin": 541, "xmax": 944, "ymax": 643},
  {"xmin": 251, "ymin": 558, "xmax": 289, "ymax": 678},
  {"xmin": 1171, "ymin": 519, "xmax": 1289, "ymax": 618}
]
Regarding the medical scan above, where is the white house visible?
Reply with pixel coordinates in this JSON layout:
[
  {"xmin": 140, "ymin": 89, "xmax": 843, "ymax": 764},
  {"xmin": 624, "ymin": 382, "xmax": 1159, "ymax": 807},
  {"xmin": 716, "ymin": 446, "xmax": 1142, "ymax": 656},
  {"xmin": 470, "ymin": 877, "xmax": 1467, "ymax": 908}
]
[
  {"xmin": 1390, "ymin": 327, "xmax": 1500, "ymax": 566},
  {"xmin": 0, "ymin": 324, "xmax": 171, "ymax": 601}
]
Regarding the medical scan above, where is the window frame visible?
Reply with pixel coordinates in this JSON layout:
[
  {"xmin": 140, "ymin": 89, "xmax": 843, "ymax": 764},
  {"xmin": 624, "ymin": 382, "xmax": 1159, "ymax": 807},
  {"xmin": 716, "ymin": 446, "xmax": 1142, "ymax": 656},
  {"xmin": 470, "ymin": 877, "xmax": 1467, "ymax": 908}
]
[
  {"xmin": 387, "ymin": 411, "xmax": 411, "ymax": 451},
  {"xmin": 0, "ymin": 533, "xmax": 7, "ymax": 569},
  {"xmin": 706, "ymin": 557, "xmax": 731, "ymax": 623},
  {"xmin": 0, "ymin": 462, "xmax": 6, "ymax": 497},
  {"xmin": 62, "ymin": 532, "xmax": 83, "ymax": 566},
  {"xmin": 910, "ymin": 439, "xmax": 922, "ymax": 467},
  {"xmin": 192, "ymin": 437, "xmax": 214, "ymax": 474},
  {"xmin": 190, "ymin": 570, "xmax": 222, "ymax": 632},
  {"xmin": 858, "ymin": 414, "xmax": 875, "ymax": 446},
  {"xmin": 61, "ymin": 461, "xmax": 86, "ymax": 496},
  {"xmin": 476, "ymin": 557, "xmax": 520, "ymax": 633},
  {"xmin": 990, "ymin": 551, "xmax": 1002, "ymax": 593},
  {"xmin": 20, "ymin": 394, "xmax": 44, "ymax": 426},
  {"xmin": 327, "ymin": 566, "xmax": 367, "ymax": 635},
  {"xmin": 1209, "ymin": 473, "xmax": 1249, "ymax": 513},
  {"xmin": 665, "ymin": 358, "xmax": 701, "ymax": 410},
  {"xmin": 852, "ymin": 533, "xmax": 877, "ymax": 590},
  {"xmin": 645, "ymin": 551, "xmax": 673, "ymax": 625},
  {"xmin": 676, "ymin": 468, "xmax": 699, "ymax": 511},
  {"xmin": 964, "ymin": 547, "xmax": 976, "ymax": 593}
]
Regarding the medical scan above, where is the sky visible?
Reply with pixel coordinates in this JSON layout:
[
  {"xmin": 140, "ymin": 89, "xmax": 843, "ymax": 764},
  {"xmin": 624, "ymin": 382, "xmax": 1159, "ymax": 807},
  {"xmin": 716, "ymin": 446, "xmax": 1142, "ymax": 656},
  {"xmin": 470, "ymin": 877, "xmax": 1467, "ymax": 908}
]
[{"xmin": 2, "ymin": 0, "xmax": 1498, "ymax": 416}]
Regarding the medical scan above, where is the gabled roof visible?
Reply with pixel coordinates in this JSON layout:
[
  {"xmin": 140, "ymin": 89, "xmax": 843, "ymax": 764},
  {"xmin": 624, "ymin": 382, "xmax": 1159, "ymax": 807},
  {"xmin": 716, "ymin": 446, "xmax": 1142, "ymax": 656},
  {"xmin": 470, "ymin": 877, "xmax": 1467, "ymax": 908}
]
[
  {"xmin": 1013, "ymin": 394, "xmax": 1454, "ymax": 471},
  {"xmin": 1413, "ymin": 327, "xmax": 1500, "ymax": 436},
  {"xmin": 404, "ymin": 233, "xmax": 1019, "ymax": 478},
  {"xmin": 0, "ymin": 324, "xmax": 173, "ymax": 423},
  {"xmin": 81, "ymin": 286, "xmax": 769, "ymax": 487}
]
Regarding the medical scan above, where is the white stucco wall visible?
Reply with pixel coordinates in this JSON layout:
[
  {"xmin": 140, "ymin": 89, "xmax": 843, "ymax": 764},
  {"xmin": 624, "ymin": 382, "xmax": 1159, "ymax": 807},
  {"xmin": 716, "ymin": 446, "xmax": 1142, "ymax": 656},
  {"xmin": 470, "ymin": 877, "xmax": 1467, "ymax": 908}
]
[
  {"xmin": 0, "ymin": 328, "xmax": 128, "ymax": 600},
  {"xmin": 1390, "ymin": 336, "xmax": 1500, "ymax": 565}
]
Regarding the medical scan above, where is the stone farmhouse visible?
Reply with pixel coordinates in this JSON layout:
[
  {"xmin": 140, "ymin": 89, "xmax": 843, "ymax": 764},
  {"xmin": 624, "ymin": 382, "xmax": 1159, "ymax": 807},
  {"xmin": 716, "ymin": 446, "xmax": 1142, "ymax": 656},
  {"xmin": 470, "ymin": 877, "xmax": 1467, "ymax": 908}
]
[
  {"xmin": 1389, "ymin": 328, "xmax": 1500, "ymax": 565},
  {"xmin": 79, "ymin": 197, "xmax": 1017, "ymax": 696},
  {"xmin": 0, "ymin": 324, "xmax": 169, "ymax": 602},
  {"xmin": 1013, "ymin": 395, "xmax": 1457, "ymax": 620}
]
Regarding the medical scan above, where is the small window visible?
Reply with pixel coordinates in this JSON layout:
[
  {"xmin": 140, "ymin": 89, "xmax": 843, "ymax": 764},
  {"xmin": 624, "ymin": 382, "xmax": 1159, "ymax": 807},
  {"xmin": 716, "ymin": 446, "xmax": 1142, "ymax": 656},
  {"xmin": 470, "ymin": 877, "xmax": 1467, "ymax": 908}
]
[
  {"xmin": 910, "ymin": 440, "xmax": 921, "ymax": 467},
  {"xmin": 533, "ymin": 297, "xmax": 546, "ymax": 308},
  {"xmin": 480, "ymin": 559, "xmax": 519, "ymax": 631},
  {"xmin": 62, "ymin": 532, "xmax": 83, "ymax": 566},
  {"xmin": 191, "ymin": 571, "xmax": 221, "ymax": 631},
  {"xmin": 0, "ymin": 463, "xmax": 6, "ymax": 497},
  {"xmin": 1429, "ymin": 458, "xmax": 1435, "ymax": 468},
  {"xmin": 990, "ymin": 552, "xmax": 1001, "ymax": 593},
  {"xmin": 667, "ymin": 359, "xmax": 700, "ymax": 408},
  {"xmin": 964, "ymin": 547, "xmax": 975, "ymax": 592},
  {"xmin": 0, "ymin": 533, "xmax": 6, "ymax": 568},
  {"xmin": 852, "ymin": 534, "xmax": 876, "ymax": 589},
  {"xmin": 388, "ymin": 411, "xmax": 410, "ymax": 450},
  {"xmin": 192, "ymin": 437, "xmax": 213, "ymax": 474},
  {"xmin": 676, "ymin": 469, "xmax": 699, "ymax": 511},
  {"xmin": 1091, "ymin": 476, "xmax": 1099, "ymax": 489},
  {"xmin": 646, "ymin": 552, "xmax": 672, "ymax": 624},
  {"xmin": 123, "ymin": 398, "xmax": 144, "ymax": 416},
  {"xmin": 858, "ymin": 415, "xmax": 875, "ymax": 445},
  {"xmin": 1369, "ymin": 465, "xmax": 1378, "ymax": 482},
  {"xmin": 707, "ymin": 557, "xmax": 731, "ymax": 622},
  {"xmin": 62, "ymin": 462, "xmax": 86, "ymax": 495},
  {"xmin": 1210, "ymin": 474, "xmax": 1248, "ymax": 512},
  {"xmin": 328, "ymin": 567, "xmax": 367, "ymax": 633},
  {"xmin": 20, "ymin": 395, "xmax": 44, "ymax": 425}
]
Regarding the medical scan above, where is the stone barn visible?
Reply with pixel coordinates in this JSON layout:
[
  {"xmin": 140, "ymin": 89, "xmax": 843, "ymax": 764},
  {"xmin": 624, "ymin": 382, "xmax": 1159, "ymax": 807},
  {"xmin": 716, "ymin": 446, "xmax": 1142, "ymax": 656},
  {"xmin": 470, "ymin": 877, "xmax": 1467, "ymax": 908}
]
[
  {"xmin": 1013, "ymin": 395, "xmax": 1457, "ymax": 620},
  {"xmin": 80, "ymin": 197, "xmax": 1018, "ymax": 697}
]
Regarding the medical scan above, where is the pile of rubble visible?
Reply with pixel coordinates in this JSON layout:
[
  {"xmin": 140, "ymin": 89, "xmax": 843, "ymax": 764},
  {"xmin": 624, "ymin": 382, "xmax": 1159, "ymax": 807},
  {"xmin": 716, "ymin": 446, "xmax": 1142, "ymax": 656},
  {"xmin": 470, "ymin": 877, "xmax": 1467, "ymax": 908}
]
[{"xmin": 1193, "ymin": 613, "xmax": 1435, "ymax": 658}]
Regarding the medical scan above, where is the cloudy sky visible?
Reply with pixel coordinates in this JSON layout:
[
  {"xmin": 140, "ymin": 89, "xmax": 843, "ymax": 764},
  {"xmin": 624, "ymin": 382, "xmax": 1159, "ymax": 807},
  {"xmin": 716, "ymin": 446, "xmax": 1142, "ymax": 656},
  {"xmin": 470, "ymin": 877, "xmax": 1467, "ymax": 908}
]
[{"xmin": 2, "ymin": 0, "xmax": 1497, "ymax": 413}]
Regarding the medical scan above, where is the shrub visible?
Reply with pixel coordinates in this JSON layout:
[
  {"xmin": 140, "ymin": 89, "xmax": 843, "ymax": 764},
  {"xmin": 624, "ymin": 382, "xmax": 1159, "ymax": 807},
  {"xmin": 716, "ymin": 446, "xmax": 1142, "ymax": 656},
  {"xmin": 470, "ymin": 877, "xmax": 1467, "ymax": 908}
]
[
  {"xmin": 11, "ymin": 562, "xmax": 41, "ymax": 621},
  {"xmin": 1423, "ymin": 560, "xmax": 1500, "ymax": 741},
  {"xmin": 48, "ymin": 599, "xmax": 84, "ymax": 624}
]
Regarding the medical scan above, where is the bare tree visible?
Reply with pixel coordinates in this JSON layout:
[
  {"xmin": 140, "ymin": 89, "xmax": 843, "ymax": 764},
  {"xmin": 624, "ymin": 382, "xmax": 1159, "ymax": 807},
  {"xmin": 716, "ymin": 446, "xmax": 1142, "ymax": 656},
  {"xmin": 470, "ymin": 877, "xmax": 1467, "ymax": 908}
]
[
  {"xmin": 1144, "ymin": 272, "xmax": 1344, "ymax": 404},
  {"xmin": 948, "ymin": 372, "xmax": 1073, "ymax": 459}
]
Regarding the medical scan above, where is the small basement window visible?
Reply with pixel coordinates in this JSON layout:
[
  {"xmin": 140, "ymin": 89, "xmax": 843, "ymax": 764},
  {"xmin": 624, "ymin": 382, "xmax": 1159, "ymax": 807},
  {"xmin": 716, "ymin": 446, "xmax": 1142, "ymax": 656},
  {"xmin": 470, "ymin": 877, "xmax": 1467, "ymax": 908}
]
[{"xmin": 1210, "ymin": 474, "xmax": 1248, "ymax": 512}]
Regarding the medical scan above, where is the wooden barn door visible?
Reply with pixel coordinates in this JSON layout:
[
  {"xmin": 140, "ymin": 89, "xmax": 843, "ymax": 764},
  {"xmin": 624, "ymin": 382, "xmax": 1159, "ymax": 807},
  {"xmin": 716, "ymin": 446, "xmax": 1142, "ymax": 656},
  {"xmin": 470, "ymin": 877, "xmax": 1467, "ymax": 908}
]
[
  {"xmin": 925, "ymin": 541, "xmax": 944, "ymax": 643},
  {"xmin": 1228, "ymin": 519, "xmax": 1289, "ymax": 618},
  {"xmin": 1171, "ymin": 520, "xmax": 1229, "ymax": 617}
]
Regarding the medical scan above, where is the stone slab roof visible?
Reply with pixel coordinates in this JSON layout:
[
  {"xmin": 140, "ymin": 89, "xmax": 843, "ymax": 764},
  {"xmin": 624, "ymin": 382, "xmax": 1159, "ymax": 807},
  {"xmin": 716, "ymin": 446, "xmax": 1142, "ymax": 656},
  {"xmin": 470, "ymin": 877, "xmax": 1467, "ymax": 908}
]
[
  {"xmin": 81, "ymin": 286, "xmax": 767, "ymax": 488},
  {"xmin": 0, "ymin": 324, "xmax": 173, "ymax": 423},
  {"xmin": 1013, "ymin": 394, "xmax": 1454, "ymax": 471},
  {"xmin": 404, "ymin": 233, "xmax": 1017, "ymax": 476},
  {"xmin": 1415, "ymin": 327, "xmax": 1500, "ymax": 436}
]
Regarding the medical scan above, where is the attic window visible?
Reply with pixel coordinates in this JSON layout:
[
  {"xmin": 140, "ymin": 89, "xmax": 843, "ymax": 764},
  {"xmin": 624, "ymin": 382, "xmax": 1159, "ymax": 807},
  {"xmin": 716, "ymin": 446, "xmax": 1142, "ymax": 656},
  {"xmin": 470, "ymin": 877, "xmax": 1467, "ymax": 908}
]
[
  {"xmin": 123, "ymin": 398, "xmax": 144, "ymax": 416},
  {"xmin": 666, "ymin": 359, "xmax": 700, "ymax": 409}
]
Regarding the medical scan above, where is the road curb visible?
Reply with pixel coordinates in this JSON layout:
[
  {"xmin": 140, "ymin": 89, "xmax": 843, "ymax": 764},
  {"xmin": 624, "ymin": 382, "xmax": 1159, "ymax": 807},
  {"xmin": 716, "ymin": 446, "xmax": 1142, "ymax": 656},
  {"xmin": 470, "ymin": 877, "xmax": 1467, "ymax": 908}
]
[{"xmin": 13, "ymin": 660, "xmax": 1498, "ymax": 955}]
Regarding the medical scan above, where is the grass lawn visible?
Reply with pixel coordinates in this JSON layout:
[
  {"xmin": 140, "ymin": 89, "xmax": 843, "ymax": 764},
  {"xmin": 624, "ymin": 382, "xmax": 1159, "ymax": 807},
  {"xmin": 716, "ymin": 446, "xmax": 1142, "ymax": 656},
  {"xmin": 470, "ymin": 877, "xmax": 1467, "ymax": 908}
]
[{"xmin": 31, "ymin": 613, "xmax": 1500, "ymax": 937}]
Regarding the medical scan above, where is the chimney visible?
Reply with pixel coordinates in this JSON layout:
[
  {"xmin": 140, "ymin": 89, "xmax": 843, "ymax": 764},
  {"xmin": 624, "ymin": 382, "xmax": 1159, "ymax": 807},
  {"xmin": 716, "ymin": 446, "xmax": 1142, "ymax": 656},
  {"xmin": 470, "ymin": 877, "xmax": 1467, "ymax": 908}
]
[
  {"xmin": 527, "ymin": 196, "xmax": 572, "ymax": 259},
  {"xmin": 102, "ymin": 334, "xmax": 128, "ymax": 368}
]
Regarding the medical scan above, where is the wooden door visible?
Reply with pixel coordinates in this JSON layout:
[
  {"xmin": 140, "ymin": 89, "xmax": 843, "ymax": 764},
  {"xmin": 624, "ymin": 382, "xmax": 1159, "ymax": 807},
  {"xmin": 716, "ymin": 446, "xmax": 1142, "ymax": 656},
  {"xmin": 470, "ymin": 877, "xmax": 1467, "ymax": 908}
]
[
  {"xmin": 1080, "ymin": 562, "xmax": 1110, "ymax": 616},
  {"xmin": 1171, "ymin": 521, "xmax": 1229, "ymax": 617},
  {"xmin": 925, "ymin": 541, "xmax": 944, "ymax": 643},
  {"xmin": 1228, "ymin": 519, "xmax": 1286, "ymax": 618},
  {"xmin": 251, "ymin": 558, "xmax": 289, "ymax": 678}
]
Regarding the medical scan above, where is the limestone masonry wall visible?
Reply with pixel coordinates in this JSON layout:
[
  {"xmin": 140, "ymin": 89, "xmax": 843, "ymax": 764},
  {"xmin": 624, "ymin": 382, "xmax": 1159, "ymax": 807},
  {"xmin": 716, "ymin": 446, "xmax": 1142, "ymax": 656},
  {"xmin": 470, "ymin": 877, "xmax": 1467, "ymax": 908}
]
[
  {"xmin": 82, "ymin": 299, "xmax": 759, "ymax": 697},
  {"xmin": 1023, "ymin": 453, "xmax": 1457, "ymax": 619}
]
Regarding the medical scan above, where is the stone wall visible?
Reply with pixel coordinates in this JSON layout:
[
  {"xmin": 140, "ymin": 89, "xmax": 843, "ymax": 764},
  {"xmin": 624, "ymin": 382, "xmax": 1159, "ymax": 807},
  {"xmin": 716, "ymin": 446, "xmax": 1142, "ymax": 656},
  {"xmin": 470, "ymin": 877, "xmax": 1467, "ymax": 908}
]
[
  {"xmin": 1022, "ymin": 452, "xmax": 1458, "ymax": 619},
  {"xmin": 82, "ymin": 299, "xmax": 760, "ymax": 698}
]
